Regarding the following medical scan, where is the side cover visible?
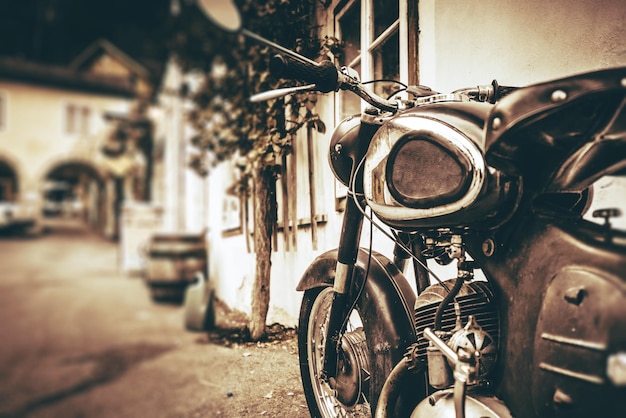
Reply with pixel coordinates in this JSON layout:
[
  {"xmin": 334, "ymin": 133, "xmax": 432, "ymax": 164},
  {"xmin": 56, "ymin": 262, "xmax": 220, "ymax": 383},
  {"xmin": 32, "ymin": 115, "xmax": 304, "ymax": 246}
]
[{"xmin": 532, "ymin": 266, "xmax": 626, "ymax": 417}]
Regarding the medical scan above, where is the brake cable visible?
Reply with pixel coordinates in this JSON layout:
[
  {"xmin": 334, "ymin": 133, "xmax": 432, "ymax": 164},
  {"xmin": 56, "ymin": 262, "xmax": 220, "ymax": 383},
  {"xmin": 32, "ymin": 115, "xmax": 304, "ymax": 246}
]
[{"xmin": 348, "ymin": 155, "xmax": 450, "ymax": 292}]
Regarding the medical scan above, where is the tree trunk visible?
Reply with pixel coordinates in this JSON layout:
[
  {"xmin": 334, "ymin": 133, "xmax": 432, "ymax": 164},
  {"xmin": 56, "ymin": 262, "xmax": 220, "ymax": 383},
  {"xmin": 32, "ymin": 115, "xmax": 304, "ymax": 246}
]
[{"xmin": 249, "ymin": 165, "xmax": 276, "ymax": 340}]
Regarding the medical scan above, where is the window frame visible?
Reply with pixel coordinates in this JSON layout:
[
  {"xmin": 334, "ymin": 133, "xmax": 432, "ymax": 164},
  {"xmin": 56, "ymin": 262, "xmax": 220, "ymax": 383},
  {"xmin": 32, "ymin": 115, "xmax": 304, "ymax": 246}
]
[
  {"xmin": 64, "ymin": 102, "xmax": 92, "ymax": 136},
  {"xmin": 333, "ymin": 0, "xmax": 417, "ymax": 96},
  {"xmin": 329, "ymin": 0, "xmax": 419, "ymax": 114},
  {"xmin": 331, "ymin": 0, "xmax": 417, "ymax": 205}
]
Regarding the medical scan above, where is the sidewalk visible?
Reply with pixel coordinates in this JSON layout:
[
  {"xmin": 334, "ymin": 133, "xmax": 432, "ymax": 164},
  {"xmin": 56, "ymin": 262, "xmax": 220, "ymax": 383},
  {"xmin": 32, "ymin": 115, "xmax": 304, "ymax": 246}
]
[{"xmin": 0, "ymin": 221, "xmax": 309, "ymax": 417}]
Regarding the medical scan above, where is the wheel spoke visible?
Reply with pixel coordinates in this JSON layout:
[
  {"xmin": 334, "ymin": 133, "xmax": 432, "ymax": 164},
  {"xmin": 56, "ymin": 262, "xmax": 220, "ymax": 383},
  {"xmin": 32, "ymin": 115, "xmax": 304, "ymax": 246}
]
[{"xmin": 305, "ymin": 288, "xmax": 372, "ymax": 418}]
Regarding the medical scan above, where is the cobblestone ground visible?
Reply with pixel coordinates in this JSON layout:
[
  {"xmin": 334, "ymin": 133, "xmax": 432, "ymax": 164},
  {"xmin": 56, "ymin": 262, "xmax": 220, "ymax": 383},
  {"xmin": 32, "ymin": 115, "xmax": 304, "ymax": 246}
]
[{"xmin": 0, "ymin": 219, "xmax": 309, "ymax": 418}]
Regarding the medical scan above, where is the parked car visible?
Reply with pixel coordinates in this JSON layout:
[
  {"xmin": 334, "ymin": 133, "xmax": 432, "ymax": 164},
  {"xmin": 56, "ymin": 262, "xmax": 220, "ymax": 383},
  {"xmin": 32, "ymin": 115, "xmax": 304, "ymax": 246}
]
[{"xmin": 0, "ymin": 201, "xmax": 36, "ymax": 232}]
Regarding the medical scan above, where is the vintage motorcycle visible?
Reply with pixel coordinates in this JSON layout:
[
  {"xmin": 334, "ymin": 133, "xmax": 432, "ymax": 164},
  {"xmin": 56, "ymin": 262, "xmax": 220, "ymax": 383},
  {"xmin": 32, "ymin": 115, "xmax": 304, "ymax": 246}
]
[{"xmin": 199, "ymin": 2, "xmax": 626, "ymax": 417}]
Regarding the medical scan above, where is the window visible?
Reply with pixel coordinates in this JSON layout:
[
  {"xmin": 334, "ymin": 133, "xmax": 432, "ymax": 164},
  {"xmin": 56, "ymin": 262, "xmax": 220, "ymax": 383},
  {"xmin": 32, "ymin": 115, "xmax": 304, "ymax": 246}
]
[
  {"xmin": 66, "ymin": 104, "xmax": 76, "ymax": 133},
  {"xmin": 336, "ymin": 0, "xmax": 361, "ymax": 118},
  {"xmin": 81, "ymin": 107, "xmax": 91, "ymax": 135},
  {"xmin": 334, "ymin": 0, "xmax": 417, "ymax": 116},
  {"xmin": 371, "ymin": 0, "xmax": 400, "ymax": 97},
  {"xmin": 65, "ymin": 104, "xmax": 91, "ymax": 135}
]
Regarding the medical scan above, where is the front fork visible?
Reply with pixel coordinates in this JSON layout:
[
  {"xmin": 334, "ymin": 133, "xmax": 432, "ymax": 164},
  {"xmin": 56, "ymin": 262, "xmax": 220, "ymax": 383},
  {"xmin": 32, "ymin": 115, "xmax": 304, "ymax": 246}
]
[
  {"xmin": 323, "ymin": 195, "xmax": 365, "ymax": 380},
  {"xmin": 320, "ymin": 109, "xmax": 430, "ymax": 381},
  {"xmin": 322, "ymin": 112, "xmax": 380, "ymax": 381}
]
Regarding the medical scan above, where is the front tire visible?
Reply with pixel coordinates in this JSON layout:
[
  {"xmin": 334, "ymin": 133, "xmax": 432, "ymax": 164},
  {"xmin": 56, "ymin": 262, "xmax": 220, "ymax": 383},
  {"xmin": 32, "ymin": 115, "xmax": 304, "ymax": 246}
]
[{"xmin": 299, "ymin": 287, "xmax": 375, "ymax": 417}]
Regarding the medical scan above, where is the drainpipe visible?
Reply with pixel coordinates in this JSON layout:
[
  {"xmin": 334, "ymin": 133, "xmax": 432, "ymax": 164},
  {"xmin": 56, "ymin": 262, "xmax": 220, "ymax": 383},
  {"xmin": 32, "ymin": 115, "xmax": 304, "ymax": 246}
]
[{"xmin": 176, "ymin": 76, "xmax": 186, "ymax": 231}]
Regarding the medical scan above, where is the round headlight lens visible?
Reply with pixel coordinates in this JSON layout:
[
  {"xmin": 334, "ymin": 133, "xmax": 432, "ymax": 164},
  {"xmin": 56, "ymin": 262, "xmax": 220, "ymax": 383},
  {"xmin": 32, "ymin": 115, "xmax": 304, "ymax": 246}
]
[{"xmin": 387, "ymin": 136, "xmax": 470, "ymax": 208}]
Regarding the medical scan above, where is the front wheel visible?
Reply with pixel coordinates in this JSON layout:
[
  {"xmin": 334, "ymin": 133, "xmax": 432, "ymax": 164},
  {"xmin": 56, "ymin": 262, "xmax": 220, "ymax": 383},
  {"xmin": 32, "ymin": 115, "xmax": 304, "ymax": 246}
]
[
  {"xmin": 297, "ymin": 250, "xmax": 425, "ymax": 417},
  {"xmin": 299, "ymin": 287, "xmax": 375, "ymax": 417}
]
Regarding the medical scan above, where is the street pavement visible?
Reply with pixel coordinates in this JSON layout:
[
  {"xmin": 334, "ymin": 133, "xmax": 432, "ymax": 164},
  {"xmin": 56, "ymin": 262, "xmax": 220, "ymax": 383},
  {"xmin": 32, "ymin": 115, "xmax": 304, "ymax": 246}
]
[{"xmin": 0, "ymin": 219, "xmax": 309, "ymax": 418}]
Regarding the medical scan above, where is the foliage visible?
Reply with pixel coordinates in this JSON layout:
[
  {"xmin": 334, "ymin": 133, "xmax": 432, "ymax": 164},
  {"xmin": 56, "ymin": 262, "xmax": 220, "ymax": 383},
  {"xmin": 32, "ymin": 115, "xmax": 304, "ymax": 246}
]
[
  {"xmin": 168, "ymin": 0, "xmax": 340, "ymax": 182},
  {"xmin": 167, "ymin": 0, "xmax": 344, "ymax": 341}
]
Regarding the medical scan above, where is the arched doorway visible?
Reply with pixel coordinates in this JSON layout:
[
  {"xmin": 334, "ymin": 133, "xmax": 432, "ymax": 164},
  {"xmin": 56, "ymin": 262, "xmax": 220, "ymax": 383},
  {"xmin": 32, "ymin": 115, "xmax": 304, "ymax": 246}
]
[
  {"xmin": 0, "ymin": 156, "xmax": 37, "ymax": 234},
  {"xmin": 42, "ymin": 160, "xmax": 106, "ymax": 234},
  {"xmin": 0, "ymin": 159, "xmax": 18, "ymax": 202}
]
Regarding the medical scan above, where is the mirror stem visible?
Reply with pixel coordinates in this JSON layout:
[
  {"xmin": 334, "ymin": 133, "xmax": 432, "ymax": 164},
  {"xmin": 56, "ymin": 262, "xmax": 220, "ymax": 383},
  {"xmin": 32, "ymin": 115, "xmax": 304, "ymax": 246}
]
[{"xmin": 241, "ymin": 29, "xmax": 319, "ymax": 67}]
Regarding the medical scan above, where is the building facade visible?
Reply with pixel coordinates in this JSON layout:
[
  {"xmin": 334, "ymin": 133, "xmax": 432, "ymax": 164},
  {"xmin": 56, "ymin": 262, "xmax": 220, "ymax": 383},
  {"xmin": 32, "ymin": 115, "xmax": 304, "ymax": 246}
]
[
  {"xmin": 0, "ymin": 40, "xmax": 157, "ymax": 237},
  {"xmin": 163, "ymin": 0, "xmax": 626, "ymax": 326}
]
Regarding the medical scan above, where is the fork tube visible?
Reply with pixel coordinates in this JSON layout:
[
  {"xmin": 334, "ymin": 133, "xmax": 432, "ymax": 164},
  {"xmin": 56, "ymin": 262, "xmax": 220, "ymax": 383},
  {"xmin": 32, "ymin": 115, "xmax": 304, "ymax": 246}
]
[
  {"xmin": 323, "ymin": 196, "xmax": 365, "ymax": 379},
  {"xmin": 393, "ymin": 232, "xmax": 413, "ymax": 272},
  {"xmin": 411, "ymin": 235, "xmax": 430, "ymax": 294}
]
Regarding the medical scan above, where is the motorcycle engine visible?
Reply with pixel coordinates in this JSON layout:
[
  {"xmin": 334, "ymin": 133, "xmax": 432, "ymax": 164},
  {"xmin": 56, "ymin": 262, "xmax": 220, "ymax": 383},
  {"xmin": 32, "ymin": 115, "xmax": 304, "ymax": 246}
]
[
  {"xmin": 413, "ymin": 281, "xmax": 500, "ymax": 386},
  {"xmin": 411, "ymin": 280, "xmax": 509, "ymax": 417}
]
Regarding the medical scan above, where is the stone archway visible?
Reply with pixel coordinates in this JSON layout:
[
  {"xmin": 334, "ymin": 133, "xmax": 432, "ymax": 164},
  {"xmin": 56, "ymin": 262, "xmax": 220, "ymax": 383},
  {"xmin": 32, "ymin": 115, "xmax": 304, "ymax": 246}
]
[
  {"xmin": 0, "ymin": 151, "xmax": 25, "ymax": 202},
  {"xmin": 0, "ymin": 152, "xmax": 39, "ymax": 233},
  {"xmin": 0, "ymin": 159, "xmax": 19, "ymax": 202},
  {"xmin": 39, "ymin": 158, "xmax": 109, "ymax": 234}
]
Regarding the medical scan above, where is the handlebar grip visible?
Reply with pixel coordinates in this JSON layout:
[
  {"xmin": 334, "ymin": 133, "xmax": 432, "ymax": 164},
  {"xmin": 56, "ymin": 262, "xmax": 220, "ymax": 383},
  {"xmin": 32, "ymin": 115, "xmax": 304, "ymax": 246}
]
[{"xmin": 269, "ymin": 55, "xmax": 338, "ymax": 93}]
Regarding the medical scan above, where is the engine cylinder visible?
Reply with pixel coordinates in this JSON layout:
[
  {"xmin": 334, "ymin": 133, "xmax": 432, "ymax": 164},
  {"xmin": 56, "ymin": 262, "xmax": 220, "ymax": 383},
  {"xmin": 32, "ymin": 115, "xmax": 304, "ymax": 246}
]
[{"xmin": 414, "ymin": 281, "xmax": 499, "ymax": 372}]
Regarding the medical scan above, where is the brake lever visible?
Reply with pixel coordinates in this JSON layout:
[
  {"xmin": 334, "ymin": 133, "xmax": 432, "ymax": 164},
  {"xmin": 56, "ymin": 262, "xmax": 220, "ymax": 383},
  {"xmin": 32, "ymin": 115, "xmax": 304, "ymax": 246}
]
[{"xmin": 337, "ymin": 66, "xmax": 399, "ymax": 113}]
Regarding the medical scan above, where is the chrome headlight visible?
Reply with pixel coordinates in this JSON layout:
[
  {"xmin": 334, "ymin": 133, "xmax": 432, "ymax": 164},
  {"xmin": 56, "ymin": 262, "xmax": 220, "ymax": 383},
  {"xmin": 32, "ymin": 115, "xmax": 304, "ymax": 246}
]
[{"xmin": 363, "ymin": 114, "xmax": 486, "ymax": 222}]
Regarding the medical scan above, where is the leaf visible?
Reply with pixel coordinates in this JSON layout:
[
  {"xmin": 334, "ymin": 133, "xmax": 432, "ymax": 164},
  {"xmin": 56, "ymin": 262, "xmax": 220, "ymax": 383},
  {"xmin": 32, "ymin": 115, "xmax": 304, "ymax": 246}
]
[
  {"xmin": 314, "ymin": 119, "xmax": 326, "ymax": 134},
  {"xmin": 175, "ymin": 0, "xmax": 339, "ymax": 173}
]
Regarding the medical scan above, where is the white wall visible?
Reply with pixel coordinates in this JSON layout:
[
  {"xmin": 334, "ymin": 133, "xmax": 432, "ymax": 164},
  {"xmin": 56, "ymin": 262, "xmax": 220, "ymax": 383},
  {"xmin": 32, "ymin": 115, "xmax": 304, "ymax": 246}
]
[
  {"xmin": 419, "ymin": 0, "xmax": 626, "ymax": 92},
  {"xmin": 155, "ymin": 60, "xmax": 204, "ymax": 234},
  {"xmin": 0, "ymin": 81, "xmax": 131, "ymax": 184},
  {"xmin": 419, "ymin": 0, "xmax": 626, "ymax": 230},
  {"xmin": 205, "ymin": 129, "xmax": 349, "ymax": 326}
]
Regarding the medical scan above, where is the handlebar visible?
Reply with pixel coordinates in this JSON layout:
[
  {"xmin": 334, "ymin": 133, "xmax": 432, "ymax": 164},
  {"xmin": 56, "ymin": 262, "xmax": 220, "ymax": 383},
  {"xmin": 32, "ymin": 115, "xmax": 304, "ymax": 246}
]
[
  {"xmin": 269, "ymin": 54, "xmax": 399, "ymax": 112},
  {"xmin": 268, "ymin": 53, "xmax": 517, "ymax": 111},
  {"xmin": 491, "ymin": 80, "xmax": 517, "ymax": 101},
  {"xmin": 453, "ymin": 80, "xmax": 518, "ymax": 104}
]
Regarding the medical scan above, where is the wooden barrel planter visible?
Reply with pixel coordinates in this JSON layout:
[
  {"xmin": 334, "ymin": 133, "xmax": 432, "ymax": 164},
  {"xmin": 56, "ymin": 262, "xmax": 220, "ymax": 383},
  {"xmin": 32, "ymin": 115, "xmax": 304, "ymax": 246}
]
[{"xmin": 144, "ymin": 231, "xmax": 208, "ymax": 302}]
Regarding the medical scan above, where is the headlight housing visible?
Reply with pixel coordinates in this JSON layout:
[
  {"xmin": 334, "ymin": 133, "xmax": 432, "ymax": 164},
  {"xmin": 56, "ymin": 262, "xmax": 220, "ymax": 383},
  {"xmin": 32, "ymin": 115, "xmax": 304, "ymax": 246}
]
[{"xmin": 364, "ymin": 113, "xmax": 486, "ymax": 224}]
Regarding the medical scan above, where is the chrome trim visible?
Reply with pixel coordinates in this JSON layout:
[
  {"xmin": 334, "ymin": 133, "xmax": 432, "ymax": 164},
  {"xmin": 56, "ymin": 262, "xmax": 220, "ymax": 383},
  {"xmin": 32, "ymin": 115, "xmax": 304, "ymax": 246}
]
[
  {"xmin": 416, "ymin": 93, "xmax": 468, "ymax": 105},
  {"xmin": 364, "ymin": 116, "xmax": 486, "ymax": 221},
  {"xmin": 334, "ymin": 262, "xmax": 352, "ymax": 294},
  {"xmin": 540, "ymin": 332, "xmax": 607, "ymax": 352},
  {"xmin": 539, "ymin": 362, "xmax": 605, "ymax": 385}
]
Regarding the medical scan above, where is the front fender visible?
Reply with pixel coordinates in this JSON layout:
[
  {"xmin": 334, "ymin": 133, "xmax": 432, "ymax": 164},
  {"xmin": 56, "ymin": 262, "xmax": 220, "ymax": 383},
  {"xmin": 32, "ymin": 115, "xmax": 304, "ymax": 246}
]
[{"xmin": 297, "ymin": 248, "xmax": 417, "ymax": 363}]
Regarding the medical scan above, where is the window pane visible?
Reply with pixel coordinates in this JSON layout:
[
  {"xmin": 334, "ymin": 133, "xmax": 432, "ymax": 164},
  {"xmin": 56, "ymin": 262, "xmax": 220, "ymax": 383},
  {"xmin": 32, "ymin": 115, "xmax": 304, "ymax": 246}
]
[
  {"xmin": 374, "ymin": 0, "xmax": 398, "ymax": 39},
  {"xmin": 337, "ymin": 0, "xmax": 360, "ymax": 66},
  {"xmin": 81, "ymin": 107, "xmax": 90, "ymax": 135},
  {"xmin": 66, "ymin": 105, "xmax": 76, "ymax": 134},
  {"xmin": 372, "ymin": 29, "xmax": 399, "ymax": 98},
  {"xmin": 337, "ymin": 0, "xmax": 361, "ymax": 117}
]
